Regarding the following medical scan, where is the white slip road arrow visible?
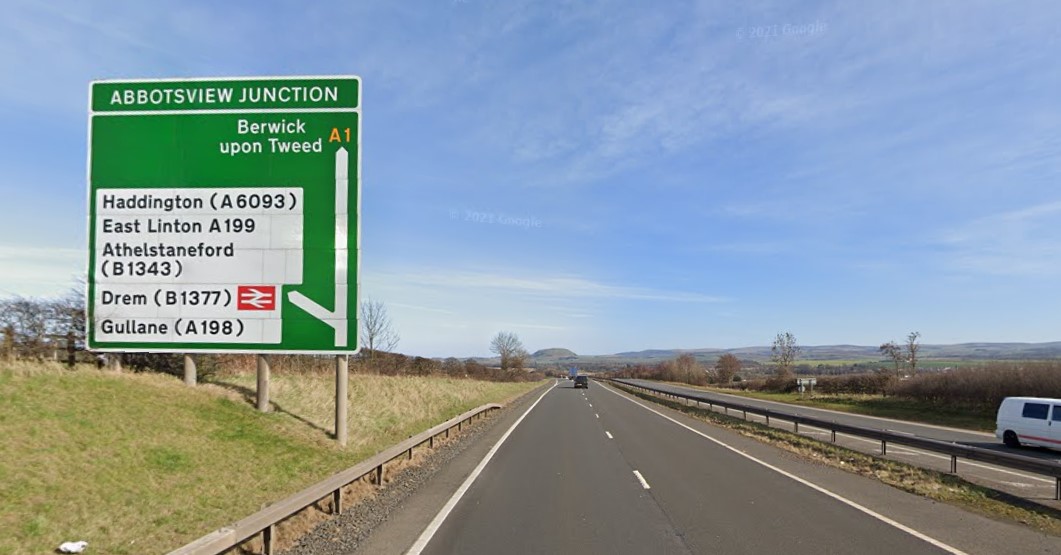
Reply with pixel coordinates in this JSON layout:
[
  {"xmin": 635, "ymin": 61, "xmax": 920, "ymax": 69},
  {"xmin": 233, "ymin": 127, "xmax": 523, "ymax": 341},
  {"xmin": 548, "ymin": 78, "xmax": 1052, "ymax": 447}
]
[{"xmin": 289, "ymin": 147, "xmax": 349, "ymax": 347}]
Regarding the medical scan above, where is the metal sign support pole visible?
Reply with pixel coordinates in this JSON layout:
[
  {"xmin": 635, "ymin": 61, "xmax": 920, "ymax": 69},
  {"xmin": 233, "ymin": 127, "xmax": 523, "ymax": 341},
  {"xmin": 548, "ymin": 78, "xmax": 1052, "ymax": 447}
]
[{"xmin": 336, "ymin": 354, "xmax": 348, "ymax": 446}]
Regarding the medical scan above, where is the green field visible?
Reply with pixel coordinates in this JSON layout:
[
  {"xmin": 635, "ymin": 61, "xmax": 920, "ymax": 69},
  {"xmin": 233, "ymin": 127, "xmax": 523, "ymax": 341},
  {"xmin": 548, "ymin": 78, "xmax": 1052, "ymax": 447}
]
[
  {"xmin": 796, "ymin": 358, "xmax": 990, "ymax": 368},
  {"xmin": 699, "ymin": 387, "xmax": 995, "ymax": 431},
  {"xmin": 0, "ymin": 361, "xmax": 539, "ymax": 555}
]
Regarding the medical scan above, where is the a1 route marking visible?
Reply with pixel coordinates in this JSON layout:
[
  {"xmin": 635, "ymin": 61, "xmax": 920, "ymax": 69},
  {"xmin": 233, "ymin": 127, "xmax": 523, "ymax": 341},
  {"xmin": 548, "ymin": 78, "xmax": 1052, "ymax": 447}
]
[{"xmin": 87, "ymin": 76, "xmax": 361, "ymax": 354}]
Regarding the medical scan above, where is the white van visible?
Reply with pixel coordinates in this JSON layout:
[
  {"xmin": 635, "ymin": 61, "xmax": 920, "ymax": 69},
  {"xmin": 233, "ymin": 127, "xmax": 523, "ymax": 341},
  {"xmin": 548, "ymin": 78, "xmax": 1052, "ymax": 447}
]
[{"xmin": 995, "ymin": 397, "xmax": 1061, "ymax": 450}]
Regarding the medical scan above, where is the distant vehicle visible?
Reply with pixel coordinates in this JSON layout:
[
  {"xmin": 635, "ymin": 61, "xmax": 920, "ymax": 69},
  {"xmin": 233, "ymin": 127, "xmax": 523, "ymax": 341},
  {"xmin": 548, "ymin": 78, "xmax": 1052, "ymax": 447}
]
[
  {"xmin": 995, "ymin": 396, "xmax": 1061, "ymax": 449},
  {"xmin": 569, "ymin": 367, "xmax": 578, "ymax": 380},
  {"xmin": 574, "ymin": 375, "xmax": 589, "ymax": 389}
]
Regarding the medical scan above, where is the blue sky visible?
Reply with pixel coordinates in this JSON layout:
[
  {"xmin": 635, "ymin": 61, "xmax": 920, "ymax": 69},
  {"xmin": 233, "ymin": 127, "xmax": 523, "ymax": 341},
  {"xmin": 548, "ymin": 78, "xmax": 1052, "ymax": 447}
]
[{"xmin": 1, "ymin": 1, "xmax": 1059, "ymax": 357}]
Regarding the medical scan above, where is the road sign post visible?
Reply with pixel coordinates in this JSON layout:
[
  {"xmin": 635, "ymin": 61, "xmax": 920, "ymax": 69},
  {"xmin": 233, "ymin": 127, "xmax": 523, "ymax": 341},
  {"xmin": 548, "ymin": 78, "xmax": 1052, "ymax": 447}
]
[
  {"xmin": 797, "ymin": 377, "xmax": 817, "ymax": 398},
  {"xmin": 336, "ymin": 354, "xmax": 348, "ymax": 446},
  {"xmin": 87, "ymin": 76, "xmax": 361, "ymax": 355},
  {"xmin": 183, "ymin": 353, "xmax": 196, "ymax": 386}
]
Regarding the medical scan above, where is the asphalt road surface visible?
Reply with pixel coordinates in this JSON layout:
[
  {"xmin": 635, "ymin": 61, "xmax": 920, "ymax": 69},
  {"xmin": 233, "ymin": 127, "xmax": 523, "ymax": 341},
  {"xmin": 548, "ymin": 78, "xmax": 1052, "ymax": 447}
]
[
  {"xmin": 617, "ymin": 379, "xmax": 1005, "ymax": 448},
  {"xmin": 410, "ymin": 379, "xmax": 969, "ymax": 555},
  {"xmin": 613, "ymin": 379, "xmax": 1061, "ymax": 504}
]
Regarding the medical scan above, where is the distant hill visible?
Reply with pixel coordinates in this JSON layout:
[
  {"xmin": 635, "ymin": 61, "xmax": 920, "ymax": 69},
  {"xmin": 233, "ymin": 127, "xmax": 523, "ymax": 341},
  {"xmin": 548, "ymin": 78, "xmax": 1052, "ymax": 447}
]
[
  {"xmin": 531, "ymin": 348, "xmax": 578, "ymax": 361},
  {"xmin": 459, "ymin": 342, "xmax": 1061, "ymax": 370},
  {"xmin": 606, "ymin": 342, "xmax": 1061, "ymax": 363}
]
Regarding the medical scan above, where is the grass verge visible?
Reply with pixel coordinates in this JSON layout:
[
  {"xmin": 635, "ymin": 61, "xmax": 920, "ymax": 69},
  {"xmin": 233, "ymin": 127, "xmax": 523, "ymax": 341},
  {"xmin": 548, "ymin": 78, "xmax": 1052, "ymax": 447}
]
[
  {"xmin": 677, "ymin": 384, "xmax": 995, "ymax": 432},
  {"xmin": 0, "ymin": 360, "xmax": 539, "ymax": 555},
  {"xmin": 615, "ymin": 383, "xmax": 1061, "ymax": 536}
]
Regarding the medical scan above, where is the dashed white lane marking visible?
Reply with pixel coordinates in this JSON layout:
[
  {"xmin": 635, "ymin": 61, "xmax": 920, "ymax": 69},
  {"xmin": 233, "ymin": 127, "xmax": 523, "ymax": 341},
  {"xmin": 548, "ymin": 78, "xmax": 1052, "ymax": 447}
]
[
  {"xmin": 595, "ymin": 413, "xmax": 600, "ymax": 418},
  {"xmin": 601, "ymin": 383, "xmax": 968, "ymax": 555},
  {"xmin": 605, "ymin": 431, "xmax": 614, "ymax": 439},
  {"xmin": 633, "ymin": 470, "xmax": 651, "ymax": 489},
  {"xmin": 656, "ymin": 388, "xmax": 1054, "ymax": 486},
  {"xmin": 406, "ymin": 382, "xmax": 556, "ymax": 555}
]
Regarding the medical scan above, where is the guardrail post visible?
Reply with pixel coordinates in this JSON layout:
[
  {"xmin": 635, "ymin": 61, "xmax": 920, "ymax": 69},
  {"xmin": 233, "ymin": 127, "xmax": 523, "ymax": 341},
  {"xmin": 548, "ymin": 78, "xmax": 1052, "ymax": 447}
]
[
  {"xmin": 333, "ymin": 488, "xmax": 342, "ymax": 515},
  {"xmin": 407, "ymin": 447, "xmax": 413, "ymax": 460},
  {"xmin": 617, "ymin": 381, "xmax": 1061, "ymax": 493},
  {"xmin": 262, "ymin": 525, "xmax": 274, "ymax": 555},
  {"xmin": 375, "ymin": 464, "xmax": 384, "ymax": 486},
  {"xmin": 429, "ymin": 434, "xmax": 435, "ymax": 448}
]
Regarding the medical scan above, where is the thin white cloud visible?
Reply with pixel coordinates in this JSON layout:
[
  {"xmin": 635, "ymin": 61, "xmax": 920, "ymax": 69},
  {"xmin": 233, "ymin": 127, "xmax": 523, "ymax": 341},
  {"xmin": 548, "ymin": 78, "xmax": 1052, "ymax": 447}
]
[
  {"xmin": 0, "ymin": 245, "xmax": 85, "ymax": 297},
  {"xmin": 373, "ymin": 268, "xmax": 728, "ymax": 303},
  {"xmin": 388, "ymin": 302, "xmax": 456, "ymax": 315},
  {"xmin": 938, "ymin": 201, "xmax": 1061, "ymax": 277},
  {"xmin": 498, "ymin": 322, "xmax": 568, "ymax": 332}
]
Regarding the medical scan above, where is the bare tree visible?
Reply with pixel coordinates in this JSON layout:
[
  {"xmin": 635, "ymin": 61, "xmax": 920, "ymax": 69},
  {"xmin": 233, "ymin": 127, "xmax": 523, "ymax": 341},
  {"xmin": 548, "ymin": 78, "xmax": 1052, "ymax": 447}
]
[
  {"xmin": 359, "ymin": 299, "xmax": 399, "ymax": 359},
  {"xmin": 50, "ymin": 280, "xmax": 86, "ymax": 349},
  {"xmin": 442, "ymin": 357, "xmax": 463, "ymax": 377},
  {"xmin": 879, "ymin": 341, "xmax": 904, "ymax": 378},
  {"xmin": 490, "ymin": 331, "xmax": 527, "ymax": 371},
  {"xmin": 1, "ymin": 324, "xmax": 14, "ymax": 359},
  {"xmin": 0, "ymin": 276, "xmax": 86, "ymax": 361},
  {"xmin": 906, "ymin": 331, "xmax": 921, "ymax": 375},
  {"xmin": 715, "ymin": 353, "xmax": 741, "ymax": 384},
  {"xmin": 770, "ymin": 332, "xmax": 800, "ymax": 386},
  {"xmin": 0, "ymin": 296, "xmax": 49, "ymax": 358}
]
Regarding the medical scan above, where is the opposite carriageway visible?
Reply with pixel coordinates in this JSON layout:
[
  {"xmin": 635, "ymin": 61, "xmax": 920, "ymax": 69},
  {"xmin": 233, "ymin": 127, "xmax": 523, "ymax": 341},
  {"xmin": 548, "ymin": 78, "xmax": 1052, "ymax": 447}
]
[{"xmin": 605, "ymin": 377, "xmax": 1061, "ymax": 500}]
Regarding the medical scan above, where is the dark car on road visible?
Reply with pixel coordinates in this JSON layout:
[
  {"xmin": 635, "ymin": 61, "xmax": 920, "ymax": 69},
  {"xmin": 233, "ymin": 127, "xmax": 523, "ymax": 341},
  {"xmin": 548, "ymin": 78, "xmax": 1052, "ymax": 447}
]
[{"xmin": 574, "ymin": 375, "xmax": 589, "ymax": 389}]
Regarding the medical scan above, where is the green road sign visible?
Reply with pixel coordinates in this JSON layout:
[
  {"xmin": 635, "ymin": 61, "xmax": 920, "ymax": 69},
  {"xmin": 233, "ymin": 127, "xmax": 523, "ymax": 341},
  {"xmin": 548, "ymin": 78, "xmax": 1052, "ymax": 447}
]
[{"xmin": 87, "ymin": 76, "xmax": 361, "ymax": 354}]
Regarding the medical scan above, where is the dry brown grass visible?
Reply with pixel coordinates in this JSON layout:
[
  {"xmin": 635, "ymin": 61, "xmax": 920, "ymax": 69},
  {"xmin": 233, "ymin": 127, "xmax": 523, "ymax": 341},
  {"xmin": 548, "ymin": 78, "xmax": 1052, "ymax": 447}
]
[
  {"xmin": 617, "ymin": 384, "xmax": 1061, "ymax": 536},
  {"xmin": 0, "ymin": 360, "xmax": 539, "ymax": 555},
  {"xmin": 890, "ymin": 362, "xmax": 1061, "ymax": 408},
  {"xmin": 213, "ymin": 372, "xmax": 534, "ymax": 457}
]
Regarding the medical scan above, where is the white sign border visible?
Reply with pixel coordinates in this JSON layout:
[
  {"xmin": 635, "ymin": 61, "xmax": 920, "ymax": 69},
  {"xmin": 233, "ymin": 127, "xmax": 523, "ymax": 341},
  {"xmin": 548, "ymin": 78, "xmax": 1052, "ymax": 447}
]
[{"xmin": 85, "ymin": 74, "xmax": 362, "ymax": 355}]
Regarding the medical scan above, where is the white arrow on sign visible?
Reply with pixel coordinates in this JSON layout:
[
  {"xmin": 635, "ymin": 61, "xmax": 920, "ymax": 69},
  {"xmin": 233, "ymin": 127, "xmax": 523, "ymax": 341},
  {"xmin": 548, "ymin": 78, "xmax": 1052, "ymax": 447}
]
[{"xmin": 289, "ymin": 147, "xmax": 349, "ymax": 347}]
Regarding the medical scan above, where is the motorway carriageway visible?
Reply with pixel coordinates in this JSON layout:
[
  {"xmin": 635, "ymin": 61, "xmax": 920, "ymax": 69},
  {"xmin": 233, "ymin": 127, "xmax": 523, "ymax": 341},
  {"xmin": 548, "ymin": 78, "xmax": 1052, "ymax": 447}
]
[
  {"xmin": 385, "ymin": 379, "xmax": 1059, "ymax": 555},
  {"xmin": 617, "ymin": 379, "xmax": 1061, "ymax": 505}
]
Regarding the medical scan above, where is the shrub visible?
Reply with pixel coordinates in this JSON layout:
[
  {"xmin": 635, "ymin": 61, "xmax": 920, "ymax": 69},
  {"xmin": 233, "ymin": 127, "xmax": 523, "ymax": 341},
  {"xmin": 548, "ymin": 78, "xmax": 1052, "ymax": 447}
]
[
  {"xmin": 815, "ymin": 373, "xmax": 894, "ymax": 395},
  {"xmin": 888, "ymin": 362, "xmax": 1061, "ymax": 409}
]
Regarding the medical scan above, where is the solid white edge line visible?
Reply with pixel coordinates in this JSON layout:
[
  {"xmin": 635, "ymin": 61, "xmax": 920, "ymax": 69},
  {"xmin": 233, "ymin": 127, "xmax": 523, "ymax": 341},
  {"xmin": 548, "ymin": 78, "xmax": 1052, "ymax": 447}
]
[
  {"xmin": 601, "ymin": 383, "xmax": 968, "ymax": 555},
  {"xmin": 405, "ymin": 381, "xmax": 556, "ymax": 555},
  {"xmin": 695, "ymin": 393, "xmax": 1053, "ymax": 485},
  {"xmin": 633, "ymin": 470, "xmax": 651, "ymax": 489},
  {"xmin": 633, "ymin": 380, "xmax": 994, "ymax": 437},
  {"xmin": 605, "ymin": 431, "xmax": 614, "ymax": 439}
]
